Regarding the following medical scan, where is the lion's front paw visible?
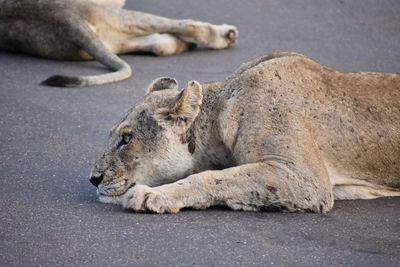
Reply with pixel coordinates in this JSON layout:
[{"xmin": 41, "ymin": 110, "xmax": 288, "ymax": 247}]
[{"xmin": 122, "ymin": 185, "xmax": 181, "ymax": 214}]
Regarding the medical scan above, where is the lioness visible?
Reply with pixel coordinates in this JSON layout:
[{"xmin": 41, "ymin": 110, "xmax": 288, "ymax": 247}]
[
  {"xmin": 0, "ymin": 0, "xmax": 237, "ymax": 87},
  {"xmin": 90, "ymin": 52, "xmax": 400, "ymax": 213}
]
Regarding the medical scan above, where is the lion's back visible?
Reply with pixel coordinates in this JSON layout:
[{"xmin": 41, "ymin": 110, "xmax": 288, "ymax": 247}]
[{"xmin": 223, "ymin": 52, "xmax": 400, "ymax": 188}]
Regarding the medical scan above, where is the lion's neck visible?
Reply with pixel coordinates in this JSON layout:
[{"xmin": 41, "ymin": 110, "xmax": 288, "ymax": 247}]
[{"xmin": 188, "ymin": 81, "xmax": 236, "ymax": 172}]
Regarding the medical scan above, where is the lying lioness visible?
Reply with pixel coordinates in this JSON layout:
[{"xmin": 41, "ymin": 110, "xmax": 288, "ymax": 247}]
[
  {"xmin": 0, "ymin": 0, "xmax": 237, "ymax": 87},
  {"xmin": 90, "ymin": 52, "xmax": 400, "ymax": 213}
]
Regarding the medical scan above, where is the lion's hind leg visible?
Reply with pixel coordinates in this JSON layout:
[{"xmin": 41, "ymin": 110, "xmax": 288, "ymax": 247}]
[
  {"xmin": 99, "ymin": 8, "xmax": 238, "ymax": 51},
  {"xmin": 113, "ymin": 33, "xmax": 193, "ymax": 56},
  {"xmin": 92, "ymin": 0, "xmax": 126, "ymax": 8}
]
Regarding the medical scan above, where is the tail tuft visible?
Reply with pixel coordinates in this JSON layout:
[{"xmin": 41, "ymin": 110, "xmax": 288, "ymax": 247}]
[{"xmin": 41, "ymin": 75, "xmax": 85, "ymax": 87}]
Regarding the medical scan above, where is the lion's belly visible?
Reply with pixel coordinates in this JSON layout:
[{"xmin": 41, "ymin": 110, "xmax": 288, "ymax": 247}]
[
  {"xmin": 0, "ymin": 19, "xmax": 84, "ymax": 60},
  {"xmin": 317, "ymin": 117, "xmax": 400, "ymax": 194},
  {"xmin": 326, "ymin": 165, "xmax": 400, "ymax": 200}
]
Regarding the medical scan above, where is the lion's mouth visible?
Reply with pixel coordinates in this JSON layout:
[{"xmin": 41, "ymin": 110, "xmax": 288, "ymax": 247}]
[
  {"xmin": 98, "ymin": 182, "xmax": 136, "ymax": 198},
  {"xmin": 98, "ymin": 194, "xmax": 122, "ymax": 205},
  {"xmin": 98, "ymin": 182, "xmax": 137, "ymax": 205}
]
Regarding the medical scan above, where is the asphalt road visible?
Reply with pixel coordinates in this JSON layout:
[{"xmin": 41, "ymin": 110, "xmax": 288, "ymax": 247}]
[{"xmin": 1, "ymin": 0, "xmax": 400, "ymax": 266}]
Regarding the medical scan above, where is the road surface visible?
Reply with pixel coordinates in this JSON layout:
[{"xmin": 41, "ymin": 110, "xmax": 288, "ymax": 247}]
[{"xmin": 1, "ymin": 0, "xmax": 399, "ymax": 266}]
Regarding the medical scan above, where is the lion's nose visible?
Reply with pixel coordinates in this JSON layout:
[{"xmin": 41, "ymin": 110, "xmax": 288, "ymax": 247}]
[{"xmin": 90, "ymin": 173, "xmax": 103, "ymax": 188}]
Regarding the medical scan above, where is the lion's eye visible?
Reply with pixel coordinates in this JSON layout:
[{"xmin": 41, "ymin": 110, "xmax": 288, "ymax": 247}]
[{"xmin": 119, "ymin": 132, "xmax": 133, "ymax": 147}]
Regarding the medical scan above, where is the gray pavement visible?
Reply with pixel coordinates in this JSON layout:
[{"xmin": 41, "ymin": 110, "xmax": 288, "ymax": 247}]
[{"xmin": 1, "ymin": 0, "xmax": 400, "ymax": 266}]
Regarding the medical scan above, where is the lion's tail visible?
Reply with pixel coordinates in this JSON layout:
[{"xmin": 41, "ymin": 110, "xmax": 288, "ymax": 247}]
[{"xmin": 41, "ymin": 19, "xmax": 131, "ymax": 87}]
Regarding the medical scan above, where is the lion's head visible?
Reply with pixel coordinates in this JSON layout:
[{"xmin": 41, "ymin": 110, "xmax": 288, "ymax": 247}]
[{"xmin": 90, "ymin": 78, "xmax": 203, "ymax": 204}]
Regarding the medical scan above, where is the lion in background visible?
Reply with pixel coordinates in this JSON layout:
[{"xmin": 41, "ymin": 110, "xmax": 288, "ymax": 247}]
[
  {"xmin": 89, "ymin": 52, "xmax": 400, "ymax": 213},
  {"xmin": 0, "ymin": 0, "xmax": 237, "ymax": 87}
]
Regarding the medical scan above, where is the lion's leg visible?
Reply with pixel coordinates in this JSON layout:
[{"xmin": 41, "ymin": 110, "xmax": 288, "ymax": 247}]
[
  {"xmin": 92, "ymin": 0, "xmax": 126, "ymax": 8},
  {"xmin": 113, "ymin": 33, "xmax": 193, "ymax": 56},
  {"xmin": 123, "ymin": 162, "xmax": 334, "ymax": 213},
  {"xmin": 98, "ymin": 8, "xmax": 238, "ymax": 49}
]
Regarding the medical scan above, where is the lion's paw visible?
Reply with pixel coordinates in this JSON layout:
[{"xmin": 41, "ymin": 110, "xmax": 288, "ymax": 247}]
[
  {"xmin": 209, "ymin": 24, "xmax": 238, "ymax": 49},
  {"xmin": 122, "ymin": 185, "xmax": 181, "ymax": 214}
]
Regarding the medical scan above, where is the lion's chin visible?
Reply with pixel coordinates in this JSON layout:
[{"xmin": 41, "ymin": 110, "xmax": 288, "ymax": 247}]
[{"xmin": 98, "ymin": 194, "xmax": 123, "ymax": 205}]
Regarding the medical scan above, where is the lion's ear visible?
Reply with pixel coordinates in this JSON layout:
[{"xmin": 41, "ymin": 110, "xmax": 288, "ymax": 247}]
[
  {"xmin": 164, "ymin": 81, "xmax": 203, "ymax": 127},
  {"xmin": 147, "ymin": 77, "xmax": 178, "ymax": 93}
]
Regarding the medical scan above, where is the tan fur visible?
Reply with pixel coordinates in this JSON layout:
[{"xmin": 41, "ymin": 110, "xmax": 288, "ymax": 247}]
[
  {"xmin": 0, "ymin": 0, "xmax": 238, "ymax": 86},
  {"xmin": 92, "ymin": 0, "xmax": 126, "ymax": 8},
  {"xmin": 91, "ymin": 52, "xmax": 400, "ymax": 213}
]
